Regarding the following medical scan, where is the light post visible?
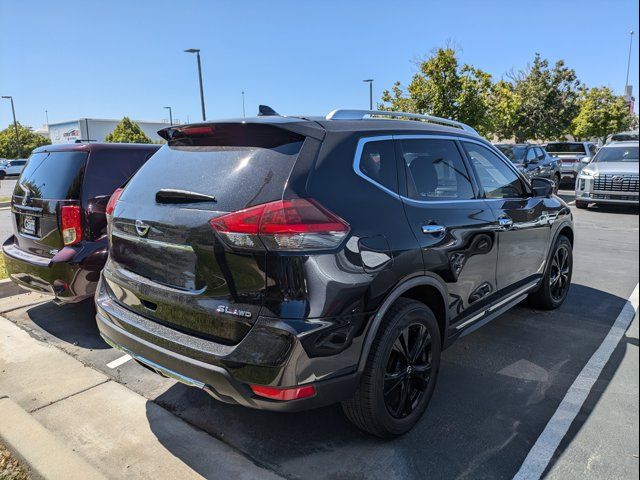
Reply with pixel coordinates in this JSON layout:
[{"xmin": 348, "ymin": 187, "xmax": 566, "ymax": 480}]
[
  {"xmin": 184, "ymin": 49, "xmax": 206, "ymax": 121},
  {"xmin": 164, "ymin": 106, "xmax": 173, "ymax": 125},
  {"xmin": 363, "ymin": 79, "xmax": 374, "ymax": 110},
  {"xmin": 625, "ymin": 30, "xmax": 634, "ymax": 89},
  {"xmin": 1, "ymin": 96, "xmax": 21, "ymax": 158},
  {"xmin": 242, "ymin": 91, "xmax": 246, "ymax": 118}
]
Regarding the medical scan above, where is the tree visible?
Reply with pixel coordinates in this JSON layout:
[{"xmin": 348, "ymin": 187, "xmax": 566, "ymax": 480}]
[
  {"xmin": 0, "ymin": 123, "xmax": 51, "ymax": 159},
  {"xmin": 381, "ymin": 48, "xmax": 494, "ymax": 136},
  {"xmin": 104, "ymin": 117, "xmax": 151, "ymax": 143},
  {"xmin": 571, "ymin": 87, "xmax": 635, "ymax": 144},
  {"xmin": 500, "ymin": 54, "xmax": 582, "ymax": 142}
]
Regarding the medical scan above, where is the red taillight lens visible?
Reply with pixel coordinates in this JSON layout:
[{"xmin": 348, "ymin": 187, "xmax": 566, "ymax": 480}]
[
  {"xmin": 210, "ymin": 199, "xmax": 350, "ymax": 251},
  {"xmin": 60, "ymin": 205, "xmax": 82, "ymax": 246},
  {"xmin": 249, "ymin": 384, "xmax": 316, "ymax": 401},
  {"xmin": 106, "ymin": 187, "xmax": 124, "ymax": 216}
]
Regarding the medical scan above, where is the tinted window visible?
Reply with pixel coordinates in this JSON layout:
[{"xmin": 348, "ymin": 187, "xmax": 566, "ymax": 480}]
[
  {"xmin": 545, "ymin": 143, "xmax": 587, "ymax": 154},
  {"xmin": 14, "ymin": 151, "xmax": 87, "ymax": 200},
  {"xmin": 593, "ymin": 146, "xmax": 639, "ymax": 163},
  {"xmin": 463, "ymin": 142, "xmax": 525, "ymax": 199},
  {"xmin": 496, "ymin": 145, "xmax": 527, "ymax": 163},
  {"xmin": 123, "ymin": 135, "xmax": 304, "ymax": 212},
  {"xmin": 535, "ymin": 147, "xmax": 545, "ymax": 160},
  {"xmin": 358, "ymin": 140, "xmax": 397, "ymax": 192},
  {"xmin": 83, "ymin": 149, "xmax": 155, "ymax": 200},
  {"xmin": 588, "ymin": 144, "xmax": 598, "ymax": 156},
  {"xmin": 526, "ymin": 148, "xmax": 537, "ymax": 161},
  {"xmin": 400, "ymin": 139, "xmax": 474, "ymax": 201}
]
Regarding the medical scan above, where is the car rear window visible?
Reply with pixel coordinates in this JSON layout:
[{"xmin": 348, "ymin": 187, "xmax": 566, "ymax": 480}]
[
  {"xmin": 83, "ymin": 148, "xmax": 156, "ymax": 200},
  {"xmin": 545, "ymin": 143, "xmax": 587, "ymax": 154},
  {"xmin": 357, "ymin": 140, "xmax": 397, "ymax": 193},
  {"xmin": 122, "ymin": 124, "xmax": 305, "ymax": 212},
  {"xmin": 14, "ymin": 151, "xmax": 87, "ymax": 200}
]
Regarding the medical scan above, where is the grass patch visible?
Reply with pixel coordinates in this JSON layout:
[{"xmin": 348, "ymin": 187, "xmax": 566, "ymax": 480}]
[
  {"xmin": 0, "ymin": 254, "xmax": 7, "ymax": 280},
  {"xmin": 0, "ymin": 442, "xmax": 30, "ymax": 480},
  {"xmin": 0, "ymin": 196, "xmax": 10, "ymax": 203}
]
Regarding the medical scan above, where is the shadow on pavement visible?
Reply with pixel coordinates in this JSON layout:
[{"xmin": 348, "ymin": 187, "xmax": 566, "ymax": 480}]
[
  {"xmin": 146, "ymin": 283, "xmax": 629, "ymax": 480},
  {"xmin": 26, "ymin": 299, "xmax": 109, "ymax": 350},
  {"xmin": 583, "ymin": 203, "xmax": 639, "ymax": 215}
]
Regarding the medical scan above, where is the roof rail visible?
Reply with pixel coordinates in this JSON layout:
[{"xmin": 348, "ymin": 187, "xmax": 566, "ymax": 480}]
[{"xmin": 325, "ymin": 109, "xmax": 479, "ymax": 136}]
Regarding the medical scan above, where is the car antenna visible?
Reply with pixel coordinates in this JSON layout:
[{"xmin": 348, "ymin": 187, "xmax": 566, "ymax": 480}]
[{"xmin": 258, "ymin": 105, "xmax": 279, "ymax": 116}]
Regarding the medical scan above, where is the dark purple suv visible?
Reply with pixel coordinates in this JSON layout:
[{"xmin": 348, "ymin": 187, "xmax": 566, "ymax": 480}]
[{"xmin": 2, "ymin": 142, "xmax": 159, "ymax": 303}]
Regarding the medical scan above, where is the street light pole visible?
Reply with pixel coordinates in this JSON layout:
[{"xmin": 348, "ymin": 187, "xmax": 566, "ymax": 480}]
[
  {"xmin": 363, "ymin": 79, "xmax": 374, "ymax": 110},
  {"xmin": 241, "ymin": 91, "xmax": 246, "ymax": 118},
  {"xmin": 625, "ymin": 30, "xmax": 634, "ymax": 89},
  {"xmin": 185, "ymin": 49, "xmax": 206, "ymax": 121},
  {"xmin": 164, "ymin": 106, "xmax": 173, "ymax": 125},
  {"xmin": 2, "ymin": 96, "xmax": 21, "ymax": 158}
]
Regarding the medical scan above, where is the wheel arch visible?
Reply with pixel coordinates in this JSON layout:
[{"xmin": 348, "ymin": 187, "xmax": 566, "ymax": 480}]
[{"xmin": 357, "ymin": 275, "xmax": 449, "ymax": 373}]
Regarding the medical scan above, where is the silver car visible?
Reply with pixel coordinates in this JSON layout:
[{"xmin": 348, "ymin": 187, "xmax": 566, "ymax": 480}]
[
  {"xmin": 545, "ymin": 141, "xmax": 598, "ymax": 185},
  {"xmin": 574, "ymin": 141, "xmax": 639, "ymax": 208}
]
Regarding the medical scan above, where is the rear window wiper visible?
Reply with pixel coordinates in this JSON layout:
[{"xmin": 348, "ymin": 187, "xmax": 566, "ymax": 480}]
[{"xmin": 155, "ymin": 189, "xmax": 217, "ymax": 204}]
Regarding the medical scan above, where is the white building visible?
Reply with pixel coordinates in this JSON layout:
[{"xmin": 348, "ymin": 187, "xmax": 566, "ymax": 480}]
[{"xmin": 48, "ymin": 118, "xmax": 170, "ymax": 144}]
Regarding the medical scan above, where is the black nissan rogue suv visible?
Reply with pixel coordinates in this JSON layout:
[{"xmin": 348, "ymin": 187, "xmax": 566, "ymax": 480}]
[{"xmin": 95, "ymin": 109, "xmax": 574, "ymax": 437}]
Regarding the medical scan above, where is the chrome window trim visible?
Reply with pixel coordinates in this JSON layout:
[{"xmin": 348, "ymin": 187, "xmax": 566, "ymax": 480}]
[{"xmin": 353, "ymin": 134, "xmax": 492, "ymax": 205}]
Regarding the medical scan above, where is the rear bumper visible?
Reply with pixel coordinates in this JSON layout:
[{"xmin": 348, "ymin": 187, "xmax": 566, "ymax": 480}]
[
  {"xmin": 95, "ymin": 276, "xmax": 361, "ymax": 411},
  {"xmin": 2, "ymin": 235, "xmax": 107, "ymax": 303}
]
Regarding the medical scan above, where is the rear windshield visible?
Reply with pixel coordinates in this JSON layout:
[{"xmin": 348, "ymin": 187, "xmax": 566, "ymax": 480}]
[
  {"xmin": 496, "ymin": 145, "xmax": 527, "ymax": 163},
  {"xmin": 14, "ymin": 151, "xmax": 87, "ymax": 200},
  {"xmin": 122, "ymin": 124, "xmax": 304, "ymax": 212},
  {"xmin": 83, "ymin": 148, "xmax": 155, "ymax": 200},
  {"xmin": 545, "ymin": 143, "xmax": 587, "ymax": 154}
]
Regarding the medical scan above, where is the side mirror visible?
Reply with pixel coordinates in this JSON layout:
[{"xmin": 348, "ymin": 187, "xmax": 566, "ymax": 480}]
[
  {"xmin": 531, "ymin": 177, "xmax": 554, "ymax": 197},
  {"xmin": 580, "ymin": 157, "xmax": 591, "ymax": 165}
]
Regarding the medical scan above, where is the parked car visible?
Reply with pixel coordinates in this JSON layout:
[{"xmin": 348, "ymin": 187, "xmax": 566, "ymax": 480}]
[
  {"xmin": 575, "ymin": 140, "xmax": 639, "ymax": 209},
  {"xmin": 0, "ymin": 159, "xmax": 28, "ymax": 178},
  {"xmin": 495, "ymin": 143, "xmax": 561, "ymax": 189},
  {"xmin": 95, "ymin": 109, "xmax": 573, "ymax": 437},
  {"xmin": 607, "ymin": 130, "xmax": 638, "ymax": 143},
  {"xmin": 2, "ymin": 143, "xmax": 160, "ymax": 303},
  {"xmin": 545, "ymin": 142, "xmax": 598, "ymax": 185}
]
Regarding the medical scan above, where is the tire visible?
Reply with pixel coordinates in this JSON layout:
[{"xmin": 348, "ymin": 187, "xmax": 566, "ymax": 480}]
[
  {"xmin": 341, "ymin": 298, "xmax": 441, "ymax": 438},
  {"xmin": 529, "ymin": 235, "xmax": 573, "ymax": 310},
  {"xmin": 0, "ymin": 171, "xmax": 5, "ymax": 180},
  {"xmin": 553, "ymin": 174, "xmax": 561, "ymax": 194},
  {"xmin": 575, "ymin": 201, "xmax": 588, "ymax": 209}
]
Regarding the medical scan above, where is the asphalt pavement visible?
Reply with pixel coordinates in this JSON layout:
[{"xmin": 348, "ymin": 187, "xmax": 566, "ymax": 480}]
[{"xmin": 0, "ymin": 190, "xmax": 638, "ymax": 479}]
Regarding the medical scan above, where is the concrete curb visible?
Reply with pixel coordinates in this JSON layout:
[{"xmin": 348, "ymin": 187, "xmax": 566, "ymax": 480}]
[{"xmin": 0, "ymin": 395, "xmax": 107, "ymax": 480}]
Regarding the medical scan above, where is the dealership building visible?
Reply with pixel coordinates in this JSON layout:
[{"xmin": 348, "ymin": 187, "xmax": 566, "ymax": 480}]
[{"xmin": 47, "ymin": 118, "xmax": 170, "ymax": 144}]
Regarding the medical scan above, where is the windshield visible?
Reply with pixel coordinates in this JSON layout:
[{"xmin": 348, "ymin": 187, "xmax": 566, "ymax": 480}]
[
  {"xmin": 545, "ymin": 143, "xmax": 587, "ymax": 155},
  {"xmin": 496, "ymin": 145, "xmax": 527, "ymax": 163},
  {"xmin": 14, "ymin": 151, "xmax": 87, "ymax": 199},
  {"xmin": 593, "ymin": 146, "xmax": 639, "ymax": 163}
]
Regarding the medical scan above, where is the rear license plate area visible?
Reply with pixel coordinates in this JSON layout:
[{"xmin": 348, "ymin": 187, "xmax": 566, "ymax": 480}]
[{"xmin": 20, "ymin": 215, "xmax": 38, "ymax": 236}]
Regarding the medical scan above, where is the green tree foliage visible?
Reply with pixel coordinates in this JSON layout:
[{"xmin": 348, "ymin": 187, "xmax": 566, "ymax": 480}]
[
  {"xmin": 104, "ymin": 117, "xmax": 152, "ymax": 143},
  {"xmin": 0, "ymin": 123, "xmax": 50, "ymax": 158},
  {"xmin": 505, "ymin": 54, "xmax": 582, "ymax": 142},
  {"xmin": 571, "ymin": 87, "xmax": 635, "ymax": 143},
  {"xmin": 381, "ymin": 48, "xmax": 494, "ymax": 136}
]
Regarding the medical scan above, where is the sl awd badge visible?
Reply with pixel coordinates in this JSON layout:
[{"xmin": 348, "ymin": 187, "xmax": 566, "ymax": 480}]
[{"xmin": 217, "ymin": 305, "xmax": 252, "ymax": 319}]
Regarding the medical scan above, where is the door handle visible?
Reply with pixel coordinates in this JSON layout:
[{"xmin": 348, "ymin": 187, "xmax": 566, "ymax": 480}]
[
  {"xmin": 497, "ymin": 216, "xmax": 514, "ymax": 230},
  {"xmin": 422, "ymin": 224, "xmax": 446, "ymax": 235}
]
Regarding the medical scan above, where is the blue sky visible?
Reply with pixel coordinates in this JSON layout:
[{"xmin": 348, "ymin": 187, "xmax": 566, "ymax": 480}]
[{"xmin": 1, "ymin": 0, "xmax": 638, "ymax": 129}]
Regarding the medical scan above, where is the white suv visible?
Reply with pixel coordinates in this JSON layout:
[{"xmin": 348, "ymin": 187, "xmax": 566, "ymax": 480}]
[
  {"xmin": 0, "ymin": 159, "xmax": 27, "ymax": 179},
  {"xmin": 575, "ymin": 141, "xmax": 639, "ymax": 208},
  {"xmin": 545, "ymin": 142, "xmax": 598, "ymax": 185}
]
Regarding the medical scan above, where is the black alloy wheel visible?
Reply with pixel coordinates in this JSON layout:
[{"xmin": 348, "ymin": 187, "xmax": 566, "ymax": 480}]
[
  {"xmin": 549, "ymin": 244, "xmax": 571, "ymax": 302},
  {"xmin": 384, "ymin": 323, "xmax": 433, "ymax": 419}
]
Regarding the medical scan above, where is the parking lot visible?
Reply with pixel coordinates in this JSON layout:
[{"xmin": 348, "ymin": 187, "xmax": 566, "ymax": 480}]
[{"xmin": 0, "ymin": 187, "xmax": 637, "ymax": 479}]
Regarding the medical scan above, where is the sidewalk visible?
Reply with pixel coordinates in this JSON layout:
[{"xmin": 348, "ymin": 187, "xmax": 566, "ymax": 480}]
[{"xmin": 0, "ymin": 315, "xmax": 282, "ymax": 480}]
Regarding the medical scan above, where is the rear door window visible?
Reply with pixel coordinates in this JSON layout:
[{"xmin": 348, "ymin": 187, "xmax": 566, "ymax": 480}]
[
  {"xmin": 357, "ymin": 140, "xmax": 397, "ymax": 193},
  {"xmin": 83, "ymin": 149, "xmax": 155, "ymax": 200},
  {"xmin": 14, "ymin": 151, "xmax": 87, "ymax": 200},
  {"xmin": 399, "ymin": 138, "xmax": 475, "ymax": 201}
]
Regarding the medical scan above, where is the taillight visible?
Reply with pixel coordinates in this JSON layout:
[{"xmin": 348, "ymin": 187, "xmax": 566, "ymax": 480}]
[
  {"xmin": 60, "ymin": 205, "xmax": 82, "ymax": 246},
  {"xmin": 106, "ymin": 187, "xmax": 124, "ymax": 216},
  {"xmin": 210, "ymin": 198, "xmax": 350, "ymax": 251},
  {"xmin": 249, "ymin": 383, "xmax": 316, "ymax": 401}
]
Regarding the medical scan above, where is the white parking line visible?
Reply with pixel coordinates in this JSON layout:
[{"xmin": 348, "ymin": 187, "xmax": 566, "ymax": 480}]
[
  {"xmin": 513, "ymin": 283, "xmax": 639, "ymax": 480},
  {"xmin": 106, "ymin": 354, "xmax": 132, "ymax": 369}
]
